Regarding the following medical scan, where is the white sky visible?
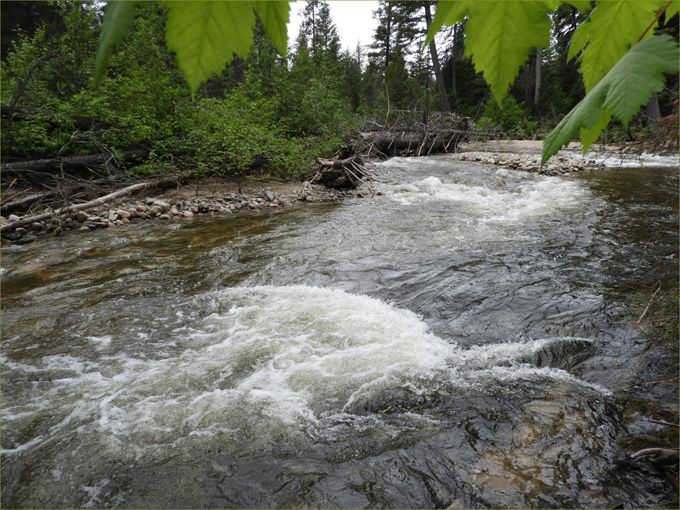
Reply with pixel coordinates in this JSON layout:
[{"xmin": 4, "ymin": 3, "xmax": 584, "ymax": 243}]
[{"xmin": 287, "ymin": 1, "xmax": 380, "ymax": 53}]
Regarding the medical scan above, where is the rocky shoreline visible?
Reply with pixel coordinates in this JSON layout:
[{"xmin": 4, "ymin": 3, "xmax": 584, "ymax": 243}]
[
  {"xmin": 1, "ymin": 181, "xmax": 356, "ymax": 246},
  {"xmin": 445, "ymin": 151, "xmax": 605, "ymax": 176}
]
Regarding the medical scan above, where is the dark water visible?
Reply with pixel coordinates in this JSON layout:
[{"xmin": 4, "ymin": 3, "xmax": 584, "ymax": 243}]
[{"xmin": 1, "ymin": 155, "xmax": 678, "ymax": 509}]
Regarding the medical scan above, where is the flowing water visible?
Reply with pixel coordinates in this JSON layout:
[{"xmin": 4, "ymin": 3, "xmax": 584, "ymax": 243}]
[{"xmin": 1, "ymin": 154, "xmax": 678, "ymax": 509}]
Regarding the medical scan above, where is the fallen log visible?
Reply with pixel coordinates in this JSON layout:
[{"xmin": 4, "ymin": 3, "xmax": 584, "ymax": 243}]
[
  {"xmin": 356, "ymin": 129, "xmax": 470, "ymax": 156},
  {"xmin": 1, "ymin": 191, "xmax": 55, "ymax": 215},
  {"xmin": 1, "ymin": 149, "xmax": 150, "ymax": 175},
  {"xmin": 1, "ymin": 177, "xmax": 180, "ymax": 232}
]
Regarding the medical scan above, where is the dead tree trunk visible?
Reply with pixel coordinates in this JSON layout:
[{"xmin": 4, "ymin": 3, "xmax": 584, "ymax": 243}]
[{"xmin": 1, "ymin": 150, "xmax": 150, "ymax": 176}]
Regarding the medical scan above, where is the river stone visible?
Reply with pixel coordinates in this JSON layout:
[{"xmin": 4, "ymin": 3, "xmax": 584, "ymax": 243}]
[
  {"xmin": 8, "ymin": 214, "xmax": 21, "ymax": 222},
  {"xmin": 182, "ymin": 211, "xmax": 194, "ymax": 218},
  {"xmin": 147, "ymin": 205, "xmax": 163, "ymax": 216},
  {"xmin": 116, "ymin": 209, "xmax": 131, "ymax": 219},
  {"xmin": 159, "ymin": 214, "xmax": 171, "ymax": 220},
  {"xmin": 15, "ymin": 235, "xmax": 36, "ymax": 245},
  {"xmin": 170, "ymin": 206, "xmax": 180, "ymax": 215},
  {"xmin": 108, "ymin": 213, "xmax": 119, "ymax": 222},
  {"xmin": 136, "ymin": 205, "xmax": 147, "ymax": 213},
  {"xmin": 74, "ymin": 211, "xmax": 88, "ymax": 222},
  {"xmin": 154, "ymin": 200, "xmax": 171, "ymax": 212},
  {"xmin": 145, "ymin": 197, "xmax": 155, "ymax": 205},
  {"xmin": 265, "ymin": 190, "xmax": 275, "ymax": 202}
]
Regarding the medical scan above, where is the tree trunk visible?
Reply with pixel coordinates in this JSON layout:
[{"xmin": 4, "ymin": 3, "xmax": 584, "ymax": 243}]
[
  {"xmin": 646, "ymin": 94, "xmax": 661, "ymax": 122},
  {"xmin": 1, "ymin": 150, "xmax": 150, "ymax": 175},
  {"xmin": 424, "ymin": 3, "xmax": 451, "ymax": 113},
  {"xmin": 534, "ymin": 49, "xmax": 543, "ymax": 106},
  {"xmin": 450, "ymin": 24, "xmax": 461, "ymax": 98}
]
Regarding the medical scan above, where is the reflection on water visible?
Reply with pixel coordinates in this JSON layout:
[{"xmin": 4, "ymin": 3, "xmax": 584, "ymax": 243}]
[{"xmin": 1, "ymin": 157, "xmax": 677, "ymax": 509}]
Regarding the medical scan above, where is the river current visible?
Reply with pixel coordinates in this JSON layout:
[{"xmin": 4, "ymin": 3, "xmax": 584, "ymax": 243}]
[{"xmin": 1, "ymin": 153, "xmax": 678, "ymax": 508}]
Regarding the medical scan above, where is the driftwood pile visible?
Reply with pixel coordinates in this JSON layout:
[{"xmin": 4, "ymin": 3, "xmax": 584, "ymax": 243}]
[{"xmin": 311, "ymin": 111, "xmax": 499, "ymax": 189}]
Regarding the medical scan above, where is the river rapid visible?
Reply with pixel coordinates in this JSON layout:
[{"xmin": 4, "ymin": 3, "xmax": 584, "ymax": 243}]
[{"xmin": 1, "ymin": 153, "xmax": 678, "ymax": 509}]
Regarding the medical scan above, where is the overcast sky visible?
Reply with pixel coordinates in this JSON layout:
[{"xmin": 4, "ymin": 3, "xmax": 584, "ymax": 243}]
[{"xmin": 287, "ymin": 1, "xmax": 380, "ymax": 52}]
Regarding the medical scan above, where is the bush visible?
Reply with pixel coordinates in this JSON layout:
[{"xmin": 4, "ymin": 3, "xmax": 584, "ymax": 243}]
[{"xmin": 476, "ymin": 94, "xmax": 537, "ymax": 137}]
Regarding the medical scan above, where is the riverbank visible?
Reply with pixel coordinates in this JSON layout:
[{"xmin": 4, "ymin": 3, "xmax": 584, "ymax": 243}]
[{"xmin": 1, "ymin": 139, "xmax": 674, "ymax": 247}]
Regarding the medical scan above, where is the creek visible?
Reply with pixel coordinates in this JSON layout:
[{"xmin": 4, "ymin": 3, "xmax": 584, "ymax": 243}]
[{"xmin": 1, "ymin": 153, "xmax": 678, "ymax": 509}]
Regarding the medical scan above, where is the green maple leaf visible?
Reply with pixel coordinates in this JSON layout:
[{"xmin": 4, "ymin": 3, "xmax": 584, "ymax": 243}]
[
  {"xmin": 542, "ymin": 35, "xmax": 679, "ymax": 166},
  {"xmin": 427, "ymin": 1, "xmax": 558, "ymax": 105},
  {"xmin": 568, "ymin": 1, "xmax": 669, "ymax": 92},
  {"xmin": 164, "ymin": 1, "xmax": 257, "ymax": 98},
  {"xmin": 252, "ymin": 1, "xmax": 290, "ymax": 57},
  {"xmin": 94, "ymin": 1, "xmax": 147, "ymax": 86}
]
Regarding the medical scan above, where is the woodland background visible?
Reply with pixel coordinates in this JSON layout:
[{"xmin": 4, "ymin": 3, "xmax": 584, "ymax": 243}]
[{"xmin": 1, "ymin": 0, "xmax": 678, "ymax": 181}]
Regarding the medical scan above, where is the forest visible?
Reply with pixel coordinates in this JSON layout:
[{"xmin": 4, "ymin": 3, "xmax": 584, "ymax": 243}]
[{"xmin": 1, "ymin": 0, "xmax": 678, "ymax": 184}]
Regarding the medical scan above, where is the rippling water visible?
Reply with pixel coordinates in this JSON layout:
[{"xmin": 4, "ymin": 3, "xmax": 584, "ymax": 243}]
[{"xmin": 1, "ymin": 156, "xmax": 677, "ymax": 508}]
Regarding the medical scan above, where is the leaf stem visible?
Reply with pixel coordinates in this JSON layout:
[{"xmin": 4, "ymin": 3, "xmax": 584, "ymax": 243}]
[{"xmin": 637, "ymin": 0, "xmax": 673, "ymax": 43}]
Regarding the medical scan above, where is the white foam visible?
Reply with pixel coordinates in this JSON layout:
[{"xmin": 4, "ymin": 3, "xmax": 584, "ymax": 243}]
[
  {"xmin": 1, "ymin": 286, "xmax": 608, "ymax": 458},
  {"xmin": 380, "ymin": 173, "xmax": 590, "ymax": 226}
]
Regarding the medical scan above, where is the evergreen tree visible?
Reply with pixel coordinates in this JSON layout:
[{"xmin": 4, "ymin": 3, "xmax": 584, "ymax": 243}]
[{"xmin": 298, "ymin": 0, "xmax": 341, "ymax": 71}]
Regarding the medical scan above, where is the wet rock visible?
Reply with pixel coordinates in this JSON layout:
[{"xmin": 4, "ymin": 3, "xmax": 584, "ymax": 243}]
[
  {"xmin": 2, "ymin": 231, "xmax": 23, "ymax": 241},
  {"xmin": 15, "ymin": 235, "xmax": 36, "ymax": 244}
]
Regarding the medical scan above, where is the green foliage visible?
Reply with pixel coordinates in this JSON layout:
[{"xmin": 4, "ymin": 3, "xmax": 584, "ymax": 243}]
[
  {"xmin": 568, "ymin": 1, "xmax": 669, "ymax": 92},
  {"xmin": 542, "ymin": 35, "xmax": 679, "ymax": 165},
  {"xmin": 477, "ymin": 94, "xmax": 537, "ymax": 137},
  {"xmin": 185, "ymin": 86, "xmax": 342, "ymax": 179}
]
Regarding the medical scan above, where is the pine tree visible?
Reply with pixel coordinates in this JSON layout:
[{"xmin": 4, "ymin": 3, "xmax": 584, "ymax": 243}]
[{"xmin": 298, "ymin": 0, "xmax": 341, "ymax": 71}]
